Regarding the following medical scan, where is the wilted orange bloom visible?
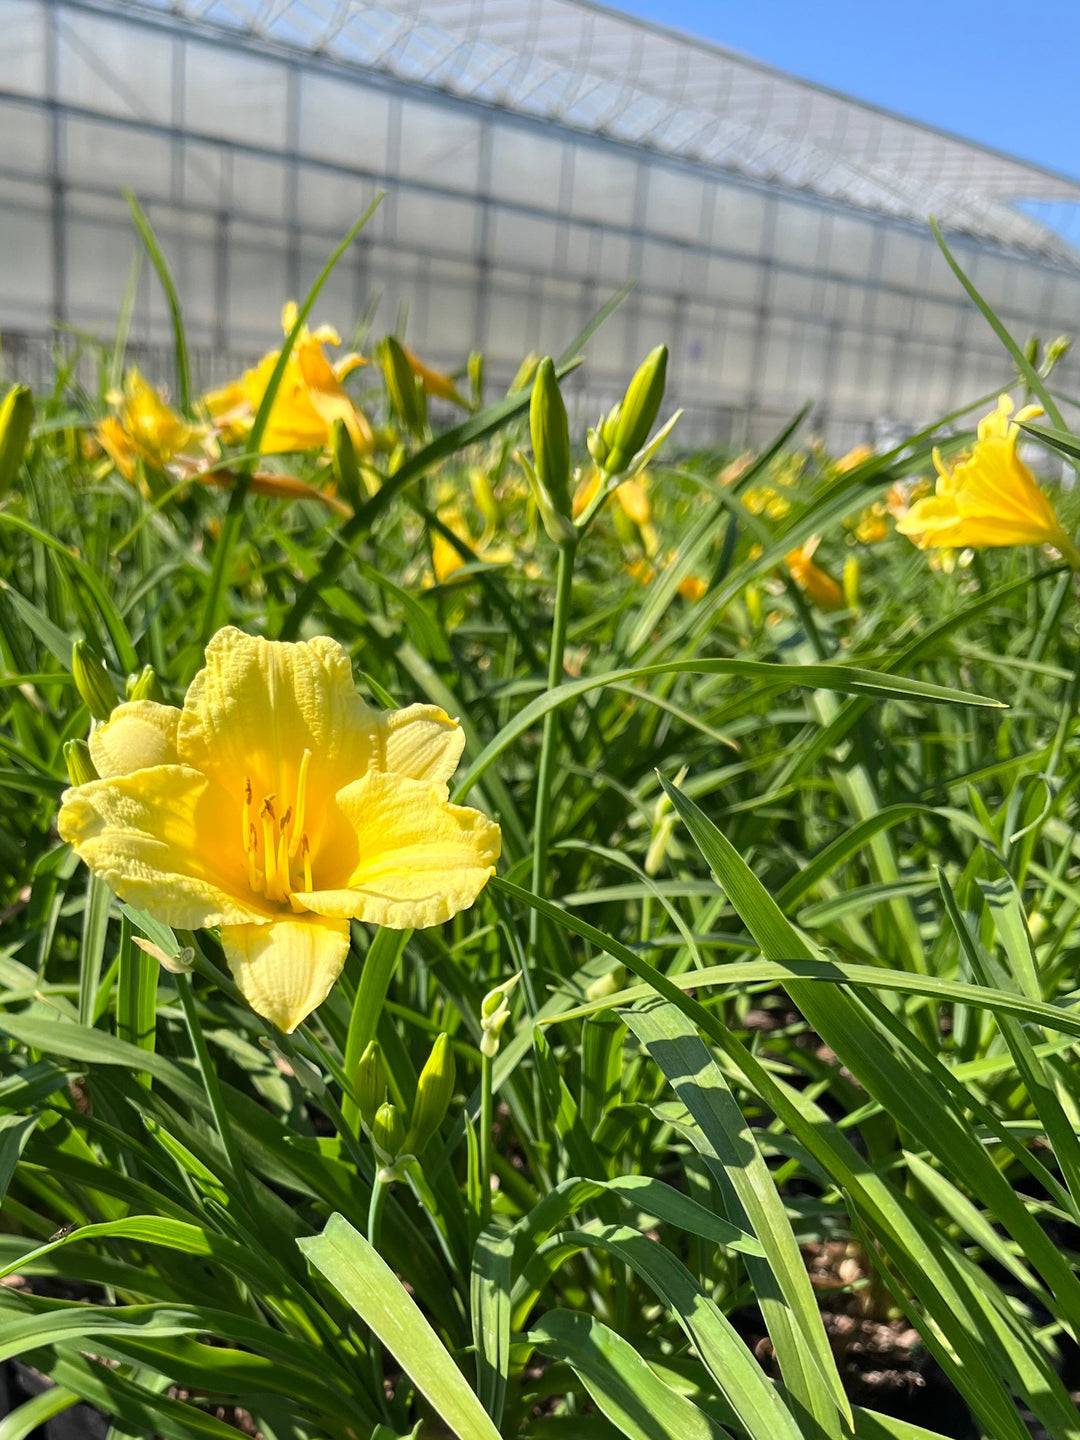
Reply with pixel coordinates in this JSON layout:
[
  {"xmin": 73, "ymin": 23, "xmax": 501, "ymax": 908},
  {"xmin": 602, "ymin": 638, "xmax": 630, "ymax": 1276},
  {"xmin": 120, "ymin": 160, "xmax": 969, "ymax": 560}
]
[
  {"xmin": 96, "ymin": 370, "xmax": 206, "ymax": 481},
  {"xmin": 786, "ymin": 537, "xmax": 845, "ymax": 611},
  {"xmin": 896, "ymin": 396, "xmax": 1079, "ymax": 566},
  {"xmin": 204, "ymin": 303, "xmax": 373, "ymax": 456}
]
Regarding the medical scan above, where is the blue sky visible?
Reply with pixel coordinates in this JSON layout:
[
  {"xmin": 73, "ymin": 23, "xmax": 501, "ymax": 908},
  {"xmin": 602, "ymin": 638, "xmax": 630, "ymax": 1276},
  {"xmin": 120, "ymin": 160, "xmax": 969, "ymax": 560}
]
[{"xmin": 613, "ymin": 0, "xmax": 1080, "ymax": 181}]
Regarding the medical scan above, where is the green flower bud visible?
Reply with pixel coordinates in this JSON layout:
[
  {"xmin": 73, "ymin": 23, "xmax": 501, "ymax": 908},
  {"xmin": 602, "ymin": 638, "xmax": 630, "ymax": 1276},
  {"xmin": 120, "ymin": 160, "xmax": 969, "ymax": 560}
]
[
  {"xmin": 331, "ymin": 417, "xmax": 364, "ymax": 511},
  {"xmin": 480, "ymin": 974, "xmax": 520, "ymax": 1059},
  {"xmin": 1023, "ymin": 335, "xmax": 1040, "ymax": 369},
  {"xmin": 530, "ymin": 358, "xmax": 571, "ymax": 516},
  {"xmin": 604, "ymin": 346, "xmax": 668, "ymax": 476},
  {"xmin": 843, "ymin": 554, "xmax": 860, "ymax": 612},
  {"xmin": 356, "ymin": 1039, "xmax": 386, "ymax": 1133},
  {"xmin": 0, "ymin": 385, "xmax": 33, "ymax": 496},
  {"xmin": 133, "ymin": 935, "xmax": 194, "ymax": 975},
  {"xmin": 585, "ymin": 966, "xmax": 626, "ymax": 1002},
  {"xmin": 586, "ymin": 422, "xmax": 609, "ymax": 467},
  {"xmin": 63, "ymin": 739, "xmax": 98, "ymax": 787},
  {"xmin": 508, "ymin": 352, "xmax": 541, "ymax": 395},
  {"xmin": 126, "ymin": 664, "xmax": 163, "ymax": 703},
  {"xmin": 406, "ymin": 1032, "xmax": 456, "ymax": 1154},
  {"xmin": 72, "ymin": 640, "xmax": 118, "ymax": 722},
  {"xmin": 1046, "ymin": 335, "xmax": 1072, "ymax": 368},
  {"xmin": 371, "ymin": 1101, "xmax": 407, "ymax": 1165},
  {"xmin": 377, "ymin": 336, "xmax": 426, "ymax": 439},
  {"xmin": 467, "ymin": 350, "xmax": 484, "ymax": 408}
]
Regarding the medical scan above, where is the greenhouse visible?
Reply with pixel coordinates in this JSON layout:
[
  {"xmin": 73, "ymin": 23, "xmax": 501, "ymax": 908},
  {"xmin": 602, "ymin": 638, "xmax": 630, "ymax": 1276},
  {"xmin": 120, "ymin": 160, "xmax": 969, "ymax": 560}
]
[{"xmin": 4, "ymin": 0, "xmax": 1080, "ymax": 443}]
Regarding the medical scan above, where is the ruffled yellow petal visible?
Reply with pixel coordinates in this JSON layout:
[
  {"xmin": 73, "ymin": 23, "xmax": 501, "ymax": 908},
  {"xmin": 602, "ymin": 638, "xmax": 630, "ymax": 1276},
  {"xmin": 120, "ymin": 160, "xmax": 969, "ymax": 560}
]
[
  {"xmin": 58, "ymin": 766, "xmax": 269, "ymax": 928},
  {"xmin": 178, "ymin": 627, "xmax": 377, "ymax": 839},
  {"xmin": 374, "ymin": 703, "xmax": 465, "ymax": 785},
  {"xmin": 88, "ymin": 700, "xmax": 181, "ymax": 779},
  {"xmin": 297, "ymin": 769, "xmax": 500, "ymax": 928},
  {"xmin": 220, "ymin": 913, "xmax": 350, "ymax": 1032}
]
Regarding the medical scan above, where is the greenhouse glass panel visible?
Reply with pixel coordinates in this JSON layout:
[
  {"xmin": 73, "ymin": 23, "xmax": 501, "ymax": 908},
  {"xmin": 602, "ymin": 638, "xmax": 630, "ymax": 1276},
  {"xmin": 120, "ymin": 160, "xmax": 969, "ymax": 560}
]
[
  {"xmin": 183, "ymin": 41, "xmax": 288, "ymax": 148},
  {"xmin": 569, "ymin": 143, "xmax": 638, "ymax": 227},
  {"xmin": 0, "ymin": 0, "xmax": 44, "ymax": 95},
  {"xmin": 57, "ymin": 10, "xmax": 173, "ymax": 124},
  {"xmin": 298, "ymin": 74, "xmax": 392, "ymax": 172},
  {"xmin": 489, "ymin": 125, "xmax": 564, "ymax": 210},
  {"xmin": 647, "ymin": 166, "xmax": 708, "ymax": 242},
  {"xmin": 398, "ymin": 99, "xmax": 482, "ymax": 192},
  {"xmin": 0, "ymin": 179, "xmax": 51, "ymax": 322},
  {"xmin": 0, "ymin": 101, "xmax": 48, "ymax": 175}
]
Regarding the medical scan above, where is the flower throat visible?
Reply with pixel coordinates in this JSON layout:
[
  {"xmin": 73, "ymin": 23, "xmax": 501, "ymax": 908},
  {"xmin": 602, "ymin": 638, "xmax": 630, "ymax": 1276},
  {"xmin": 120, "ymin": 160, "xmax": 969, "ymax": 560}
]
[{"xmin": 241, "ymin": 748, "xmax": 313, "ymax": 908}]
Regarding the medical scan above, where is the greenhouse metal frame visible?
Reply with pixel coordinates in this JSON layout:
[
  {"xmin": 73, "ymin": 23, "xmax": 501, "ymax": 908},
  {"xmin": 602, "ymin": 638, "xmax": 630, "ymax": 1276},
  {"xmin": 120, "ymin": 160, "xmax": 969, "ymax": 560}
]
[{"xmin": 4, "ymin": 0, "xmax": 1080, "ymax": 445}]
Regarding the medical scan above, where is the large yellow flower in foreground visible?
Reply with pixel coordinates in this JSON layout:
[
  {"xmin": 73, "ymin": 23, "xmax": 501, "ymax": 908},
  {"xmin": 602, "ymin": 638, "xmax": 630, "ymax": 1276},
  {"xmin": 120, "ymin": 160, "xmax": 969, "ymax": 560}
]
[
  {"xmin": 205, "ymin": 304, "xmax": 373, "ymax": 456},
  {"xmin": 896, "ymin": 395, "xmax": 1079, "ymax": 566},
  {"xmin": 58, "ymin": 628, "xmax": 500, "ymax": 1032}
]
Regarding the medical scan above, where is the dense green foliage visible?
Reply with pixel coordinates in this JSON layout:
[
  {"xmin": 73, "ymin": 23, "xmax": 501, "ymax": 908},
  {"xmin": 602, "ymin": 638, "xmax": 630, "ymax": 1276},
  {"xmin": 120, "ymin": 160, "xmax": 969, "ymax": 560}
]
[{"xmin": 0, "ymin": 212, "xmax": 1079, "ymax": 1440}]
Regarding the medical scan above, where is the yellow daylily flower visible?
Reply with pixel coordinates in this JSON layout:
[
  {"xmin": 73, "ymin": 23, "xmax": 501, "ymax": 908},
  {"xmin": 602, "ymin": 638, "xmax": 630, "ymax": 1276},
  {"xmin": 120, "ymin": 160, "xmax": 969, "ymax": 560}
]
[
  {"xmin": 404, "ymin": 347, "xmax": 469, "ymax": 408},
  {"xmin": 853, "ymin": 502, "xmax": 889, "ymax": 544},
  {"xmin": 58, "ymin": 627, "xmax": 500, "ymax": 1032},
  {"xmin": 204, "ymin": 304, "xmax": 373, "ymax": 457},
  {"xmin": 786, "ymin": 537, "xmax": 845, "ymax": 612},
  {"xmin": 896, "ymin": 395, "xmax": 1079, "ymax": 566},
  {"xmin": 96, "ymin": 370, "xmax": 205, "ymax": 481},
  {"xmin": 428, "ymin": 506, "xmax": 513, "ymax": 585},
  {"xmin": 834, "ymin": 443, "xmax": 874, "ymax": 474}
]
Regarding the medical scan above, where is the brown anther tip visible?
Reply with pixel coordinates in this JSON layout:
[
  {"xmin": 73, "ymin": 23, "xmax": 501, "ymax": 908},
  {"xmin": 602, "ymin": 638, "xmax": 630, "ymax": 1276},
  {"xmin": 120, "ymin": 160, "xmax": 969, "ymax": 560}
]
[
  {"xmin": 249, "ymin": 822, "xmax": 258, "ymax": 849},
  {"xmin": 281, "ymin": 806, "xmax": 292, "ymax": 830},
  {"xmin": 261, "ymin": 796, "xmax": 276, "ymax": 819},
  {"xmin": 244, "ymin": 777, "xmax": 252, "ymax": 802}
]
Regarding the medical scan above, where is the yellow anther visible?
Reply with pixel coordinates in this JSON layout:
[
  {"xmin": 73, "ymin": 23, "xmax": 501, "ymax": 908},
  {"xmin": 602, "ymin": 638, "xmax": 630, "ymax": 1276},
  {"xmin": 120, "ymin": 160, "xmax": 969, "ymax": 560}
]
[{"xmin": 290, "ymin": 750, "xmax": 311, "ymax": 858}]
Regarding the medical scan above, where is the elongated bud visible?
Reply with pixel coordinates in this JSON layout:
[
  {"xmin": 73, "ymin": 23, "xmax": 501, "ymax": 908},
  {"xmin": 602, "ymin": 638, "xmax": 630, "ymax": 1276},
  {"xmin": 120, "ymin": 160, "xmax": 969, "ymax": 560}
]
[
  {"xmin": 72, "ymin": 640, "xmax": 117, "ymax": 722},
  {"xmin": 377, "ymin": 336, "xmax": 426, "ymax": 439},
  {"xmin": 745, "ymin": 583, "xmax": 764, "ymax": 629},
  {"xmin": 508, "ymin": 352, "xmax": 540, "ymax": 395},
  {"xmin": 585, "ymin": 965, "xmax": 626, "ymax": 1002},
  {"xmin": 406, "ymin": 1032, "xmax": 456, "ymax": 1153},
  {"xmin": 0, "ymin": 385, "xmax": 33, "ymax": 496},
  {"xmin": 1045, "ymin": 335, "xmax": 1072, "ymax": 370},
  {"xmin": 586, "ymin": 421, "xmax": 608, "ymax": 467},
  {"xmin": 604, "ymin": 347, "xmax": 667, "ymax": 476},
  {"xmin": 63, "ymin": 739, "xmax": 98, "ymax": 787},
  {"xmin": 843, "ymin": 554, "xmax": 860, "ymax": 612},
  {"xmin": 331, "ymin": 418, "xmax": 363, "ymax": 510},
  {"xmin": 530, "ymin": 359, "xmax": 571, "ymax": 514},
  {"xmin": 371, "ymin": 1101, "xmax": 407, "ymax": 1165},
  {"xmin": 1023, "ymin": 335, "xmax": 1040, "ymax": 369},
  {"xmin": 469, "ymin": 467, "xmax": 502, "ymax": 531},
  {"xmin": 467, "ymin": 351, "xmax": 484, "ymax": 409},
  {"xmin": 126, "ymin": 664, "xmax": 162, "ymax": 703},
  {"xmin": 480, "ymin": 974, "xmax": 520, "ymax": 1059},
  {"xmin": 356, "ymin": 1039, "xmax": 385, "ymax": 1132}
]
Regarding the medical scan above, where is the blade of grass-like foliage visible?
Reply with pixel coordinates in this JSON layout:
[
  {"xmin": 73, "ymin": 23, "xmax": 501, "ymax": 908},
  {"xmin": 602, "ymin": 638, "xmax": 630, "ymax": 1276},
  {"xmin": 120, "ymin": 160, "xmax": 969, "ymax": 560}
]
[
  {"xmin": 929, "ymin": 218, "xmax": 1065, "ymax": 430},
  {"xmin": 528, "ymin": 1309, "xmax": 724, "ymax": 1440},
  {"xmin": 0, "ymin": 1115, "xmax": 37, "ymax": 1201},
  {"xmin": 454, "ymin": 659, "xmax": 1001, "ymax": 800},
  {"xmin": 522, "ymin": 1225, "xmax": 804, "ymax": 1440},
  {"xmin": 200, "ymin": 198, "xmax": 382, "ymax": 644},
  {"xmin": 125, "ymin": 191, "xmax": 191, "ymax": 416},
  {"xmin": 1018, "ymin": 418, "xmax": 1080, "ymax": 462},
  {"xmin": 471, "ymin": 1224, "xmax": 513, "ymax": 1425},
  {"xmin": 299, "ymin": 1212, "xmax": 502, "ymax": 1440},
  {"xmin": 107, "ymin": 248, "xmax": 142, "ymax": 396},
  {"xmin": 0, "ymin": 1387, "xmax": 79, "ymax": 1440},
  {"xmin": 623, "ymin": 999, "xmax": 849, "ymax": 1437},
  {"xmin": 77, "ymin": 875, "xmax": 111, "ymax": 1027},
  {"xmin": 115, "ymin": 913, "xmax": 157, "ymax": 1074},
  {"xmin": 491, "ymin": 878, "xmax": 1054, "ymax": 1437},
  {"xmin": 555, "ymin": 281, "xmax": 634, "ymax": 366}
]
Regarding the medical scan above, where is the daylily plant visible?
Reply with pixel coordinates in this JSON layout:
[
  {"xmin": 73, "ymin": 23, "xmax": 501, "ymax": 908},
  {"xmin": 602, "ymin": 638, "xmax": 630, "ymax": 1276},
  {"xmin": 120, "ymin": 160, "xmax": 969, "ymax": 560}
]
[
  {"xmin": 96, "ymin": 369, "xmax": 208, "ymax": 482},
  {"xmin": 896, "ymin": 394, "xmax": 1080, "ymax": 566},
  {"xmin": 59, "ymin": 628, "xmax": 500, "ymax": 1031}
]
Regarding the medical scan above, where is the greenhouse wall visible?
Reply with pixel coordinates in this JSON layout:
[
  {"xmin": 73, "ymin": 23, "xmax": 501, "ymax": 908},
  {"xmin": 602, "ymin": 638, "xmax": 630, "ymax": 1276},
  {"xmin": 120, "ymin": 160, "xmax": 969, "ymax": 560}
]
[{"xmin": 4, "ymin": 0, "xmax": 1080, "ymax": 448}]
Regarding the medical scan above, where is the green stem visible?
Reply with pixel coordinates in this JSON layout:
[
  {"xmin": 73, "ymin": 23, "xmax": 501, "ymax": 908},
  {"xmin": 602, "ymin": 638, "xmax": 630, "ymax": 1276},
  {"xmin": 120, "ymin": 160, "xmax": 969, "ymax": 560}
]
[
  {"xmin": 528, "ymin": 540, "xmax": 576, "ymax": 965},
  {"xmin": 367, "ymin": 1172, "xmax": 391, "ymax": 1421},
  {"xmin": 174, "ymin": 973, "xmax": 255, "ymax": 1218},
  {"xmin": 479, "ymin": 1047, "xmax": 494, "ymax": 1228}
]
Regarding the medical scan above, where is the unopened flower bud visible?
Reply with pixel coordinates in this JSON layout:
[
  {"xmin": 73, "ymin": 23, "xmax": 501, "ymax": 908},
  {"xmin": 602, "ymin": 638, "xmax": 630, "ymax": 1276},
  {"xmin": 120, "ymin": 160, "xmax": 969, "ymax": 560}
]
[
  {"xmin": 126, "ymin": 665, "xmax": 162, "ymax": 703},
  {"xmin": 63, "ymin": 739, "xmax": 98, "ymax": 787},
  {"xmin": 0, "ymin": 385, "xmax": 33, "ymax": 496},
  {"xmin": 1046, "ymin": 336, "xmax": 1072, "ymax": 369},
  {"xmin": 843, "ymin": 554, "xmax": 860, "ymax": 612},
  {"xmin": 356, "ymin": 1039, "xmax": 385, "ymax": 1132},
  {"xmin": 469, "ymin": 467, "xmax": 502, "ymax": 531},
  {"xmin": 467, "ymin": 351, "xmax": 484, "ymax": 408},
  {"xmin": 745, "ymin": 583, "xmax": 764, "ymax": 629},
  {"xmin": 480, "ymin": 974, "xmax": 520, "ymax": 1059},
  {"xmin": 585, "ymin": 966, "xmax": 625, "ymax": 1002},
  {"xmin": 371, "ymin": 1101, "xmax": 407, "ymax": 1165},
  {"xmin": 406, "ymin": 1032, "xmax": 456, "ymax": 1153},
  {"xmin": 1023, "ymin": 335, "xmax": 1039, "ymax": 369},
  {"xmin": 377, "ymin": 336, "xmax": 426, "ymax": 439},
  {"xmin": 508, "ymin": 352, "xmax": 541, "ymax": 395},
  {"xmin": 603, "ymin": 347, "xmax": 667, "ymax": 476},
  {"xmin": 331, "ymin": 418, "xmax": 364, "ymax": 511},
  {"xmin": 72, "ymin": 640, "xmax": 118, "ymax": 722},
  {"xmin": 530, "ymin": 357, "xmax": 572, "ymax": 518},
  {"xmin": 586, "ymin": 423, "xmax": 609, "ymax": 467}
]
